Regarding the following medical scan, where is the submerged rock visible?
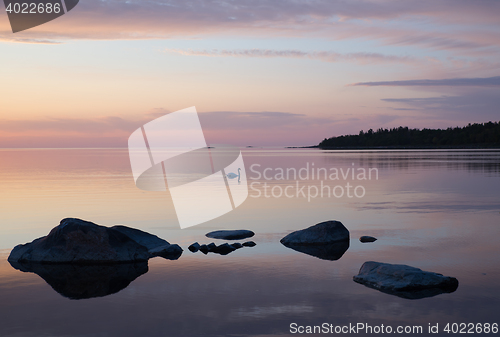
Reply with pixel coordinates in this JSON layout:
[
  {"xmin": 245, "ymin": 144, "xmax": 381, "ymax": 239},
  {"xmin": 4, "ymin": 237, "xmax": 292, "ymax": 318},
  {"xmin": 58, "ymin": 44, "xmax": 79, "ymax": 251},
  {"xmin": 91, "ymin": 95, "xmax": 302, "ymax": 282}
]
[
  {"xmin": 280, "ymin": 220, "xmax": 349, "ymax": 245},
  {"xmin": 242, "ymin": 241, "xmax": 256, "ymax": 247},
  {"xmin": 206, "ymin": 230, "xmax": 255, "ymax": 240},
  {"xmin": 8, "ymin": 218, "xmax": 182, "ymax": 264},
  {"xmin": 9, "ymin": 260, "xmax": 148, "ymax": 300},
  {"xmin": 353, "ymin": 261, "xmax": 459, "ymax": 299},
  {"xmin": 360, "ymin": 236, "xmax": 377, "ymax": 243}
]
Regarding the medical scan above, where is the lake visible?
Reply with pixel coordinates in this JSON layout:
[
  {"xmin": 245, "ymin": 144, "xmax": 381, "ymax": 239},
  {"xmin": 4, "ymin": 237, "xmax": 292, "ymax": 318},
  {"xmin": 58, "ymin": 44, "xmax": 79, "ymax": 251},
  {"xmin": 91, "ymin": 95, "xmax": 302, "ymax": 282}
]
[{"xmin": 0, "ymin": 148, "xmax": 499, "ymax": 336}]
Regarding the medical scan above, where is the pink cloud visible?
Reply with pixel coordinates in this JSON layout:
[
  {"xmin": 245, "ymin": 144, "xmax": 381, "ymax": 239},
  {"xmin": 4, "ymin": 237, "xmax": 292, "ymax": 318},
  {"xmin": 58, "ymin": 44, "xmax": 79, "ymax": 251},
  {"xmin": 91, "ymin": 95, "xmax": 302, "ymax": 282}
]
[
  {"xmin": 165, "ymin": 48, "xmax": 418, "ymax": 64},
  {"xmin": 349, "ymin": 76, "xmax": 500, "ymax": 87},
  {"xmin": 0, "ymin": 0, "xmax": 498, "ymax": 59}
]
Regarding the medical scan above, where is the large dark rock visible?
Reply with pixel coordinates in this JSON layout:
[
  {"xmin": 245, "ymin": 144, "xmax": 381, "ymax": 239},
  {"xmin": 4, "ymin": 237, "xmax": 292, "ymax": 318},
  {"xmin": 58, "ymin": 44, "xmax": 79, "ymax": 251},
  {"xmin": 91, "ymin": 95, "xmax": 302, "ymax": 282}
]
[
  {"xmin": 206, "ymin": 230, "xmax": 255, "ymax": 240},
  {"xmin": 9, "ymin": 260, "xmax": 148, "ymax": 300},
  {"xmin": 148, "ymin": 244, "xmax": 183, "ymax": 260},
  {"xmin": 280, "ymin": 220, "xmax": 349, "ymax": 245},
  {"xmin": 353, "ymin": 261, "xmax": 459, "ymax": 299},
  {"xmin": 8, "ymin": 218, "xmax": 182, "ymax": 264},
  {"xmin": 111, "ymin": 225, "xmax": 169, "ymax": 249},
  {"xmin": 112, "ymin": 225, "xmax": 182, "ymax": 260}
]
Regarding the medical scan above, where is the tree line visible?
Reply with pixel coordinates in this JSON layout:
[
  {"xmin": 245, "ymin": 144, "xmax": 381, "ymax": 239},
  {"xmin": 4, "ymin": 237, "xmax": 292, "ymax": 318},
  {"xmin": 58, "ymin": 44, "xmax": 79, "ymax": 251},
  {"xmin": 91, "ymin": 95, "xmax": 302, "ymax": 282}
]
[{"xmin": 318, "ymin": 121, "xmax": 500, "ymax": 149}]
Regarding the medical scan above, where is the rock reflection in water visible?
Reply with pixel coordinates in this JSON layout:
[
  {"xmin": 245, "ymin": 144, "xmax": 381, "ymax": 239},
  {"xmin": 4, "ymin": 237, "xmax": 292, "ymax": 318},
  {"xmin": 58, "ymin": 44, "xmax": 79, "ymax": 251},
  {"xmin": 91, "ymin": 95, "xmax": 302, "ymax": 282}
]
[
  {"xmin": 373, "ymin": 286, "xmax": 458, "ymax": 300},
  {"xmin": 9, "ymin": 261, "xmax": 148, "ymax": 300},
  {"xmin": 281, "ymin": 239, "xmax": 350, "ymax": 261}
]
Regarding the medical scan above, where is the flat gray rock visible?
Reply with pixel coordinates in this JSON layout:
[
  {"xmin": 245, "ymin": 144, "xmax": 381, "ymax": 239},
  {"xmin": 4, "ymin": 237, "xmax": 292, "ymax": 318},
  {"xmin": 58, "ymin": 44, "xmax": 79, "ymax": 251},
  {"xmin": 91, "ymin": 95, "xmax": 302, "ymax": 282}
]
[
  {"xmin": 353, "ymin": 261, "xmax": 459, "ymax": 299},
  {"xmin": 280, "ymin": 220, "xmax": 349, "ymax": 245},
  {"xmin": 206, "ymin": 230, "xmax": 255, "ymax": 240},
  {"xmin": 8, "ymin": 218, "xmax": 182, "ymax": 264}
]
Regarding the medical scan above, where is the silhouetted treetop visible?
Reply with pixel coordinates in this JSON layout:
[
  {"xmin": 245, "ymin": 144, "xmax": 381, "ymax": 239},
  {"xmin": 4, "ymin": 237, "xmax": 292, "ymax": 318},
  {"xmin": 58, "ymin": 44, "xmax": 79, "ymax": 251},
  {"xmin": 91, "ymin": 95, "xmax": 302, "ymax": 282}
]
[{"xmin": 318, "ymin": 122, "xmax": 500, "ymax": 149}]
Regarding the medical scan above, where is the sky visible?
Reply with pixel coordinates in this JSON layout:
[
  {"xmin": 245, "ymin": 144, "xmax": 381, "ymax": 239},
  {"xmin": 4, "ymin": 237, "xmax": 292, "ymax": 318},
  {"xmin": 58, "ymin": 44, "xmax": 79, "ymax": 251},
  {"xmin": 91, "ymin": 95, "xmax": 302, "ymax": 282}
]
[{"xmin": 0, "ymin": 0, "xmax": 499, "ymax": 147}]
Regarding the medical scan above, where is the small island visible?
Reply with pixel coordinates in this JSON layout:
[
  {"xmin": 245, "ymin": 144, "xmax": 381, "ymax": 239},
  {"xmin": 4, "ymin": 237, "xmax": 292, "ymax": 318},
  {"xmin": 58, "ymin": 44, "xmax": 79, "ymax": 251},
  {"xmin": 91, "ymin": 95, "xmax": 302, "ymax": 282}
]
[{"xmin": 318, "ymin": 121, "xmax": 500, "ymax": 149}]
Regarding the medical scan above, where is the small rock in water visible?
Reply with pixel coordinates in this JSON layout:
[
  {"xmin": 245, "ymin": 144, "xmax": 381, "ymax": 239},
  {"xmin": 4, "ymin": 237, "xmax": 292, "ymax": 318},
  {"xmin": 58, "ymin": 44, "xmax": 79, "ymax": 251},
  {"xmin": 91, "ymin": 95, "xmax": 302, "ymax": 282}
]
[
  {"xmin": 213, "ymin": 243, "xmax": 235, "ymax": 255},
  {"xmin": 206, "ymin": 230, "xmax": 255, "ymax": 240},
  {"xmin": 242, "ymin": 241, "xmax": 256, "ymax": 247},
  {"xmin": 359, "ymin": 236, "xmax": 377, "ymax": 243},
  {"xmin": 207, "ymin": 243, "xmax": 217, "ymax": 252},
  {"xmin": 199, "ymin": 244, "xmax": 209, "ymax": 254},
  {"xmin": 188, "ymin": 242, "xmax": 201, "ymax": 253},
  {"xmin": 230, "ymin": 243, "xmax": 243, "ymax": 249}
]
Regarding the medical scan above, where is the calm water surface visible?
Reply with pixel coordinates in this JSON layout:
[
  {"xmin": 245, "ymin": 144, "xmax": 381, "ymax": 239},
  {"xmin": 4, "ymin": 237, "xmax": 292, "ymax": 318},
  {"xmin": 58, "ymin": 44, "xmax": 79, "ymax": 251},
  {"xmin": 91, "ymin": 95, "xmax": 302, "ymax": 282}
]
[{"xmin": 0, "ymin": 148, "xmax": 499, "ymax": 336}]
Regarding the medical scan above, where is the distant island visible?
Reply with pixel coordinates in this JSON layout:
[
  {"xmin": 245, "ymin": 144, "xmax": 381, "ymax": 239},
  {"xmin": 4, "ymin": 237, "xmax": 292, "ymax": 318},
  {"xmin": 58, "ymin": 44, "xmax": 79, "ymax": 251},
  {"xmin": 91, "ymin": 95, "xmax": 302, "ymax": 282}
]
[{"xmin": 318, "ymin": 121, "xmax": 500, "ymax": 149}]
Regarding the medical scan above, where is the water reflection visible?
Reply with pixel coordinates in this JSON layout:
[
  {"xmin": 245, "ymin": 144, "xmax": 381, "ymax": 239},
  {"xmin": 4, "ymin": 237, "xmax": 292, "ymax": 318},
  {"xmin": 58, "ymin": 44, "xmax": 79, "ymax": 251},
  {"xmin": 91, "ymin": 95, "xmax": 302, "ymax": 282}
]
[
  {"xmin": 281, "ymin": 239, "xmax": 350, "ymax": 261},
  {"xmin": 0, "ymin": 149, "xmax": 499, "ymax": 336},
  {"xmin": 324, "ymin": 150, "xmax": 500, "ymax": 174},
  {"xmin": 353, "ymin": 279, "xmax": 459, "ymax": 300},
  {"xmin": 367, "ymin": 285, "xmax": 458, "ymax": 300},
  {"xmin": 9, "ymin": 260, "xmax": 148, "ymax": 300}
]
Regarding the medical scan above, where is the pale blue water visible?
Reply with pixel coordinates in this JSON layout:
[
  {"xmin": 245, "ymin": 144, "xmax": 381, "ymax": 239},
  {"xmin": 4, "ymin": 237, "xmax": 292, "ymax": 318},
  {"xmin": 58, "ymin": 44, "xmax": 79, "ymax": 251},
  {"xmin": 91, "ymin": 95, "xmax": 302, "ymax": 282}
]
[{"xmin": 0, "ymin": 149, "xmax": 499, "ymax": 336}]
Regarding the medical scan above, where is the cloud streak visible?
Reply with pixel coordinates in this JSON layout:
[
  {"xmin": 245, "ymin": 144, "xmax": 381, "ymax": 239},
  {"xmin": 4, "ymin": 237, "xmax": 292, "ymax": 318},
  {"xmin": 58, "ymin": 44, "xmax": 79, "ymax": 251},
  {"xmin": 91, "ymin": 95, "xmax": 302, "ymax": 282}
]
[
  {"xmin": 165, "ymin": 48, "xmax": 417, "ymax": 64},
  {"xmin": 0, "ymin": 0, "xmax": 499, "ymax": 59},
  {"xmin": 350, "ymin": 76, "xmax": 500, "ymax": 87}
]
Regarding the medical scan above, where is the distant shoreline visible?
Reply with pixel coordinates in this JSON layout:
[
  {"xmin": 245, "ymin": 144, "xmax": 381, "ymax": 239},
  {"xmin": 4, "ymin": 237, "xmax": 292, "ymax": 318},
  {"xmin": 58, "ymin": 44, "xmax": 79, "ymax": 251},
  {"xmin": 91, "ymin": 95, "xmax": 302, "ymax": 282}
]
[
  {"xmin": 313, "ymin": 122, "xmax": 500, "ymax": 150},
  {"xmin": 288, "ymin": 144, "xmax": 500, "ymax": 150}
]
